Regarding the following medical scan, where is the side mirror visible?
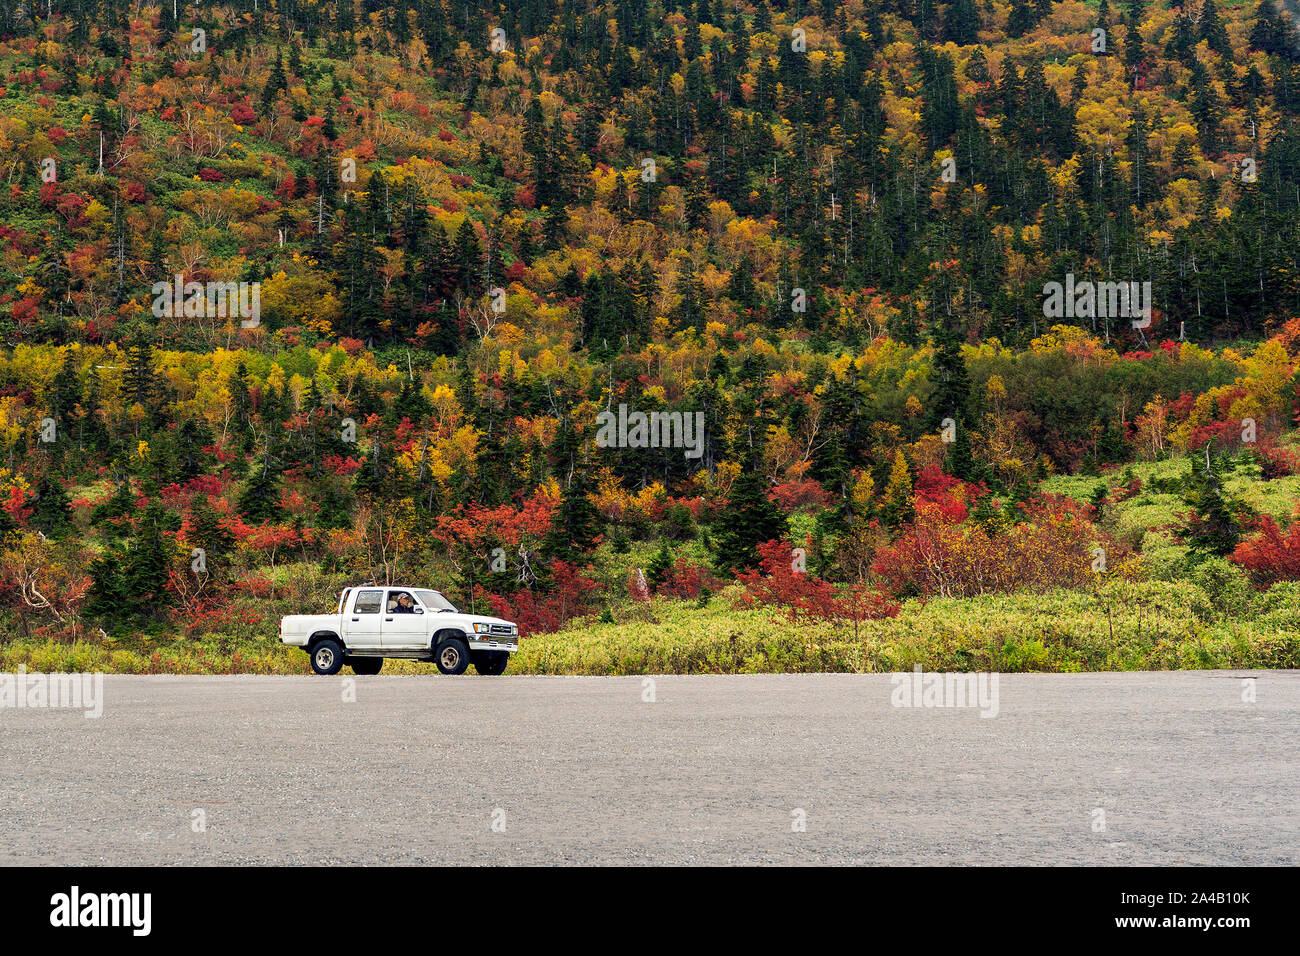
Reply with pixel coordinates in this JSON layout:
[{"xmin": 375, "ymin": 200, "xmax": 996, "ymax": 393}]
[{"xmin": 414, "ymin": 607, "xmax": 424, "ymax": 615}]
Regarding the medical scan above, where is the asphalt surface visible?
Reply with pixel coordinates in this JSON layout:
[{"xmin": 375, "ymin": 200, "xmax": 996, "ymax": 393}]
[{"xmin": 1, "ymin": 672, "xmax": 1296, "ymax": 865}]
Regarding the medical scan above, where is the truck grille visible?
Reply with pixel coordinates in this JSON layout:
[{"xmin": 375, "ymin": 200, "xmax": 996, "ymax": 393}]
[{"xmin": 489, "ymin": 624, "xmax": 515, "ymax": 636}]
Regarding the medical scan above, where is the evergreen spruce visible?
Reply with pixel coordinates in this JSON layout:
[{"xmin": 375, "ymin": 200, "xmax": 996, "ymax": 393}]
[
  {"xmin": 712, "ymin": 453, "xmax": 787, "ymax": 574},
  {"xmin": 543, "ymin": 466, "xmax": 604, "ymax": 562}
]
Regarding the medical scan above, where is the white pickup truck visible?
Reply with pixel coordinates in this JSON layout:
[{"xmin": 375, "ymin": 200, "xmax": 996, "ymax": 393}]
[{"xmin": 280, "ymin": 586, "xmax": 519, "ymax": 676}]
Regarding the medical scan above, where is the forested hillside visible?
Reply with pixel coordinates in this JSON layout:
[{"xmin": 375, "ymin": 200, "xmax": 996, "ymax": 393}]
[{"xmin": 0, "ymin": 0, "xmax": 1298, "ymax": 671}]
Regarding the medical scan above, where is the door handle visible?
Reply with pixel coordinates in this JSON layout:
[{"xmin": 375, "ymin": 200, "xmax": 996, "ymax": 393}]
[
  {"xmin": 351, "ymin": 617, "xmax": 359, "ymax": 621},
  {"xmin": 385, "ymin": 617, "xmax": 393, "ymax": 621}
]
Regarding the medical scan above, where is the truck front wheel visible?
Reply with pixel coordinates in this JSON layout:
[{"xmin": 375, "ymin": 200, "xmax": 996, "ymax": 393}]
[
  {"xmin": 310, "ymin": 638, "xmax": 345, "ymax": 675},
  {"xmin": 435, "ymin": 637, "xmax": 470, "ymax": 675},
  {"xmin": 472, "ymin": 651, "xmax": 509, "ymax": 676}
]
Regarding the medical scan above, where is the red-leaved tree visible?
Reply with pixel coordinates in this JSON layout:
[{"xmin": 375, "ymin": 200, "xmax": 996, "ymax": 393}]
[
  {"xmin": 480, "ymin": 560, "xmax": 600, "ymax": 636},
  {"xmin": 736, "ymin": 539, "xmax": 898, "ymax": 632},
  {"xmin": 1230, "ymin": 514, "xmax": 1300, "ymax": 588}
]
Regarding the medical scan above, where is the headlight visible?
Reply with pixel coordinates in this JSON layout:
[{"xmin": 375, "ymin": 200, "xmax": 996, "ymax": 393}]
[{"xmin": 473, "ymin": 622, "xmax": 490, "ymax": 633}]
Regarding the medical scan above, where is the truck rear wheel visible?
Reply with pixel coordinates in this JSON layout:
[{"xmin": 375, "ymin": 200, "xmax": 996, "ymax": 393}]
[
  {"xmin": 434, "ymin": 637, "xmax": 470, "ymax": 675},
  {"xmin": 472, "ymin": 651, "xmax": 509, "ymax": 676},
  {"xmin": 310, "ymin": 638, "xmax": 344, "ymax": 675},
  {"xmin": 349, "ymin": 656, "xmax": 383, "ymax": 675}
]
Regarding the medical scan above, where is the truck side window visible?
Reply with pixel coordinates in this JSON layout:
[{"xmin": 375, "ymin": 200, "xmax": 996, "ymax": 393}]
[{"xmin": 353, "ymin": 590, "xmax": 383, "ymax": 614}]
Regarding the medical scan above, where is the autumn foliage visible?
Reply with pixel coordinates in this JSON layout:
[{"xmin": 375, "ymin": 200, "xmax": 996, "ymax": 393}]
[
  {"xmin": 737, "ymin": 540, "xmax": 897, "ymax": 625},
  {"xmin": 871, "ymin": 496, "xmax": 1131, "ymax": 599},
  {"xmin": 479, "ymin": 561, "xmax": 600, "ymax": 637},
  {"xmin": 1230, "ymin": 513, "xmax": 1300, "ymax": 588}
]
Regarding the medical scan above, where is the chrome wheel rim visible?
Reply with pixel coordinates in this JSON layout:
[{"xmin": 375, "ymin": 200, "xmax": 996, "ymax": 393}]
[
  {"xmin": 315, "ymin": 648, "xmax": 334, "ymax": 670},
  {"xmin": 440, "ymin": 646, "xmax": 460, "ymax": 669}
]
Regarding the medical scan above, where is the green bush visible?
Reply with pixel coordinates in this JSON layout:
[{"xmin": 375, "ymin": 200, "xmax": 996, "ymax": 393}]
[{"xmin": 1188, "ymin": 557, "xmax": 1254, "ymax": 617}]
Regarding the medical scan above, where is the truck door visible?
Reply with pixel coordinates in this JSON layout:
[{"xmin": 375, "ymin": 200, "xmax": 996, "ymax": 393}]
[
  {"xmin": 381, "ymin": 589, "xmax": 429, "ymax": 649},
  {"xmin": 347, "ymin": 589, "xmax": 384, "ymax": 648}
]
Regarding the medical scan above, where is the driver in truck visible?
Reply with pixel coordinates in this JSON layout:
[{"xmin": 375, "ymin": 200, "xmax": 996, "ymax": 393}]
[{"xmin": 392, "ymin": 592, "xmax": 417, "ymax": 613}]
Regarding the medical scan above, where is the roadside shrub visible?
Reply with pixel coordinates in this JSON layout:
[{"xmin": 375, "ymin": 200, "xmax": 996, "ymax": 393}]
[
  {"xmin": 735, "ymin": 540, "xmax": 897, "ymax": 627},
  {"xmin": 1252, "ymin": 582, "xmax": 1300, "ymax": 626},
  {"xmin": 1188, "ymin": 556, "xmax": 1254, "ymax": 615},
  {"xmin": 871, "ymin": 496, "xmax": 1135, "ymax": 599},
  {"xmin": 1230, "ymin": 513, "xmax": 1300, "ymax": 588},
  {"xmin": 480, "ymin": 560, "xmax": 600, "ymax": 637},
  {"xmin": 657, "ymin": 558, "xmax": 721, "ymax": 599}
]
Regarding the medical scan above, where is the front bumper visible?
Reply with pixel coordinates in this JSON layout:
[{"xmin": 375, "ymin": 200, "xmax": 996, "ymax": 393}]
[{"xmin": 468, "ymin": 638, "xmax": 518, "ymax": 653}]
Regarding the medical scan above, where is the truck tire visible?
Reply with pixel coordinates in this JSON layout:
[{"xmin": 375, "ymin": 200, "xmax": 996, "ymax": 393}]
[
  {"xmin": 434, "ymin": 637, "xmax": 470, "ymax": 675},
  {"xmin": 310, "ymin": 638, "xmax": 345, "ymax": 676},
  {"xmin": 349, "ymin": 656, "xmax": 383, "ymax": 675},
  {"xmin": 472, "ymin": 651, "xmax": 509, "ymax": 676}
]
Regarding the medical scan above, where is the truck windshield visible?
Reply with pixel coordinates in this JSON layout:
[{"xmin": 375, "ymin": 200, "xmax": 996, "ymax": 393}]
[{"xmin": 415, "ymin": 590, "xmax": 458, "ymax": 613}]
